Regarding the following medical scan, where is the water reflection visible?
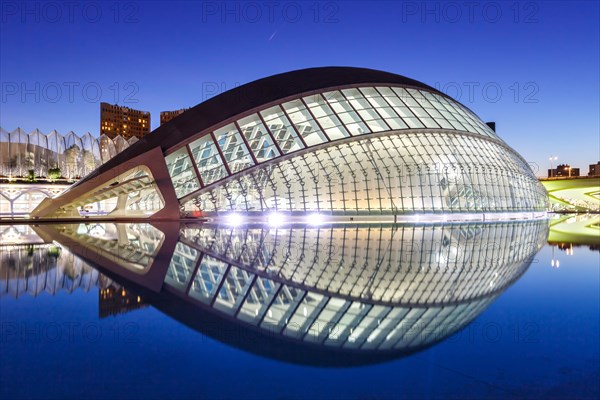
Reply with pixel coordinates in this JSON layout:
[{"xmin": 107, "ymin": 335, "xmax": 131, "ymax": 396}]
[
  {"xmin": 548, "ymin": 213, "xmax": 600, "ymax": 255},
  {"xmin": 1, "ymin": 220, "xmax": 549, "ymax": 366},
  {"xmin": 1, "ymin": 225, "xmax": 101, "ymax": 297}
]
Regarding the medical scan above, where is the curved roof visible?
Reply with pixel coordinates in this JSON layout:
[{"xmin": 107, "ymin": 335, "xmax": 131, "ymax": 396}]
[{"xmin": 78, "ymin": 67, "xmax": 446, "ymax": 185}]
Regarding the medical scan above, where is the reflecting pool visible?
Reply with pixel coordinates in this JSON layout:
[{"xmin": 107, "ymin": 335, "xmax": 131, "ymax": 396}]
[{"xmin": 1, "ymin": 216, "xmax": 598, "ymax": 399}]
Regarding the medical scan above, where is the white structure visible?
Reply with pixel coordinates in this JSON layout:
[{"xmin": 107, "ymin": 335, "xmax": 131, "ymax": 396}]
[
  {"xmin": 0, "ymin": 129, "xmax": 137, "ymax": 217},
  {"xmin": 0, "ymin": 127, "xmax": 138, "ymax": 179}
]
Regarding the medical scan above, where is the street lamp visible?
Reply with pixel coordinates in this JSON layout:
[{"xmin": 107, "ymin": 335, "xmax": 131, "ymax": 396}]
[
  {"xmin": 549, "ymin": 156, "xmax": 558, "ymax": 177},
  {"xmin": 568, "ymin": 166, "xmax": 572, "ymax": 177}
]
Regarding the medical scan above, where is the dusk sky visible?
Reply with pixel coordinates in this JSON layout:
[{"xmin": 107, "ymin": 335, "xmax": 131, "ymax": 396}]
[{"xmin": 1, "ymin": 0, "xmax": 598, "ymax": 176}]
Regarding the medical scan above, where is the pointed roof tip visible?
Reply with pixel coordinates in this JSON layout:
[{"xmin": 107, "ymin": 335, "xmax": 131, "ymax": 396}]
[{"xmin": 11, "ymin": 127, "xmax": 27, "ymax": 136}]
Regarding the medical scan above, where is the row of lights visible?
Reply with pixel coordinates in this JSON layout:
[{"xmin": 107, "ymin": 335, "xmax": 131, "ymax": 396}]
[{"xmin": 223, "ymin": 212, "xmax": 326, "ymax": 227}]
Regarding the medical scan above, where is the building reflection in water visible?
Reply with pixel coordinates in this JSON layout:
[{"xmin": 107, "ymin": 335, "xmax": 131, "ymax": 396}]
[
  {"xmin": 0, "ymin": 225, "xmax": 101, "ymax": 297},
  {"xmin": 0, "ymin": 225, "xmax": 145, "ymax": 316},
  {"xmin": 547, "ymin": 213, "xmax": 600, "ymax": 267},
  {"xmin": 2, "ymin": 220, "xmax": 549, "ymax": 365},
  {"xmin": 99, "ymin": 286, "xmax": 146, "ymax": 319}
]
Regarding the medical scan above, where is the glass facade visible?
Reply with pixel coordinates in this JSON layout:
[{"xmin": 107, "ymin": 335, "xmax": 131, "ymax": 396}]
[
  {"xmin": 163, "ymin": 85, "xmax": 546, "ymax": 216},
  {"xmin": 28, "ymin": 71, "xmax": 548, "ymax": 221},
  {"xmin": 192, "ymin": 132, "xmax": 546, "ymax": 214}
]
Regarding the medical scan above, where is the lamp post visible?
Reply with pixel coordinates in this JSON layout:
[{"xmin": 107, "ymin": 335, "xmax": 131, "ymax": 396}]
[{"xmin": 549, "ymin": 156, "xmax": 558, "ymax": 177}]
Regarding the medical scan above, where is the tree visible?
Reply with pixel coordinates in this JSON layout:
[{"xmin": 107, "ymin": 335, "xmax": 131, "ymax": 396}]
[
  {"xmin": 27, "ymin": 169, "xmax": 36, "ymax": 182},
  {"xmin": 48, "ymin": 167, "xmax": 61, "ymax": 181},
  {"xmin": 82, "ymin": 149, "xmax": 97, "ymax": 176},
  {"xmin": 64, "ymin": 144, "xmax": 81, "ymax": 179}
]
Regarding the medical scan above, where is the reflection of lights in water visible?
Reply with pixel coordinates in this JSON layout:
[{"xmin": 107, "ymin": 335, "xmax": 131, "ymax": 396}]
[{"xmin": 551, "ymin": 246, "xmax": 559, "ymax": 268}]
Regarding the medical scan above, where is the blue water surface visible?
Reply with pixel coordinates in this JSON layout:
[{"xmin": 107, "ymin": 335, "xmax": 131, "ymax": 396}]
[{"xmin": 1, "ymin": 245, "xmax": 598, "ymax": 399}]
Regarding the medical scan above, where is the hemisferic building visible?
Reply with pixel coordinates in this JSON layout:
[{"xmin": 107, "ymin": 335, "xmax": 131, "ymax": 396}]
[{"xmin": 32, "ymin": 67, "xmax": 548, "ymax": 222}]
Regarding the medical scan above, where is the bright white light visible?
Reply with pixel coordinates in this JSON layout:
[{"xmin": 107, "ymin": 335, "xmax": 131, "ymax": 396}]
[
  {"xmin": 306, "ymin": 213, "xmax": 324, "ymax": 226},
  {"xmin": 267, "ymin": 212, "xmax": 285, "ymax": 227},
  {"xmin": 225, "ymin": 213, "xmax": 244, "ymax": 226}
]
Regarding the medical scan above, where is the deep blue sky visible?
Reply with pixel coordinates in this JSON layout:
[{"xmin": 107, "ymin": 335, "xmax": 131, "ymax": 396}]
[{"xmin": 1, "ymin": 0, "xmax": 598, "ymax": 176}]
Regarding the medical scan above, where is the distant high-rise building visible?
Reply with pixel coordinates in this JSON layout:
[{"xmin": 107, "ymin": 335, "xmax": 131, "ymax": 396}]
[
  {"xmin": 160, "ymin": 108, "xmax": 189, "ymax": 125},
  {"xmin": 589, "ymin": 161, "xmax": 600, "ymax": 177},
  {"xmin": 99, "ymin": 285, "xmax": 147, "ymax": 318},
  {"xmin": 548, "ymin": 164, "xmax": 580, "ymax": 178},
  {"xmin": 100, "ymin": 102, "xmax": 150, "ymax": 140}
]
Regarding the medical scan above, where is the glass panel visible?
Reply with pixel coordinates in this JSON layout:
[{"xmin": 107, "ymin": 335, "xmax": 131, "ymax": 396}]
[
  {"xmin": 260, "ymin": 106, "xmax": 305, "ymax": 154},
  {"xmin": 165, "ymin": 147, "xmax": 200, "ymax": 198},
  {"xmin": 304, "ymin": 94, "xmax": 350, "ymax": 140},
  {"xmin": 189, "ymin": 255, "xmax": 228, "ymax": 304},
  {"xmin": 409, "ymin": 89, "xmax": 451, "ymax": 129},
  {"xmin": 341, "ymin": 88, "xmax": 372, "ymax": 110},
  {"xmin": 213, "ymin": 265, "xmax": 254, "ymax": 315},
  {"xmin": 213, "ymin": 123, "xmax": 255, "ymax": 174},
  {"xmin": 237, "ymin": 277, "xmax": 281, "ymax": 324},
  {"xmin": 343, "ymin": 88, "xmax": 390, "ymax": 132},
  {"xmin": 385, "ymin": 88, "xmax": 426, "ymax": 128},
  {"xmin": 237, "ymin": 114, "xmax": 280, "ymax": 162},
  {"xmin": 360, "ymin": 88, "xmax": 408, "ymax": 130},
  {"xmin": 260, "ymin": 285, "xmax": 305, "ymax": 331},
  {"xmin": 303, "ymin": 94, "xmax": 333, "ymax": 118},
  {"xmin": 317, "ymin": 115, "xmax": 349, "ymax": 140},
  {"xmin": 357, "ymin": 108, "xmax": 389, "ymax": 132},
  {"xmin": 282, "ymin": 99, "xmax": 328, "ymax": 146},
  {"xmin": 189, "ymin": 135, "xmax": 228, "ymax": 185},
  {"xmin": 283, "ymin": 293, "xmax": 326, "ymax": 339},
  {"xmin": 322, "ymin": 90, "xmax": 371, "ymax": 136},
  {"xmin": 165, "ymin": 242, "xmax": 199, "ymax": 291}
]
